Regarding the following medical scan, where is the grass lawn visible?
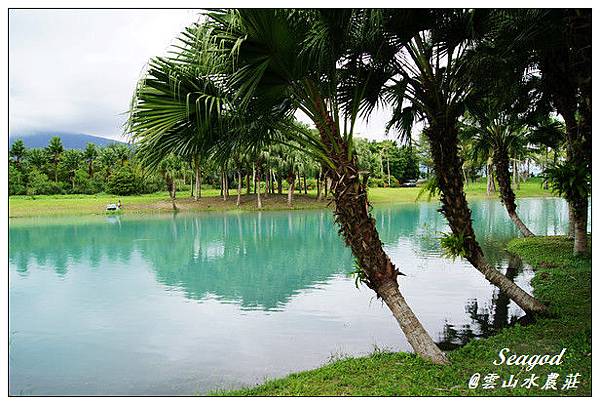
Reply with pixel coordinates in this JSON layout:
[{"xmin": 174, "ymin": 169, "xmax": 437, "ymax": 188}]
[
  {"xmin": 218, "ymin": 236, "xmax": 591, "ymax": 396},
  {"xmin": 8, "ymin": 178, "xmax": 552, "ymax": 218}
]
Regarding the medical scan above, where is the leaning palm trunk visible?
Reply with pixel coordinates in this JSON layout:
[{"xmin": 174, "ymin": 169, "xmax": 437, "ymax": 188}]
[
  {"xmin": 427, "ymin": 125, "xmax": 546, "ymax": 315},
  {"xmin": 486, "ymin": 163, "xmax": 496, "ymax": 195},
  {"xmin": 317, "ymin": 116, "xmax": 447, "ymax": 365},
  {"xmin": 493, "ymin": 147, "xmax": 534, "ymax": 237}
]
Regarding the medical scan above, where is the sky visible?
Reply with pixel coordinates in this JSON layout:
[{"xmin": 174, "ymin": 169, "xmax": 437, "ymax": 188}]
[{"xmin": 9, "ymin": 9, "xmax": 395, "ymax": 142}]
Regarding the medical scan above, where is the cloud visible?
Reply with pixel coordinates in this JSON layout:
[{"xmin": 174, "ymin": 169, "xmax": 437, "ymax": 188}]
[
  {"xmin": 9, "ymin": 9, "xmax": 402, "ymax": 143},
  {"xmin": 9, "ymin": 9, "xmax": 201, "ymax": 140}
]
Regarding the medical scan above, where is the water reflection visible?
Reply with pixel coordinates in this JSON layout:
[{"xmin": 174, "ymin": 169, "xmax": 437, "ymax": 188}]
[
  {"xmin": 438, "ymin": 254, "xmax": 526, "ymax": 350},
  {"xmin": 9, "ymin": 197, "xmax": 575, "ymax": 395}
]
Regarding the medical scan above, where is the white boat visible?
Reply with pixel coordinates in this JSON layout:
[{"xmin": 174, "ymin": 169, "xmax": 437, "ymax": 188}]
[{"xmin": 106, "ymin": 203, "xmax": 120, "ymax": 211}]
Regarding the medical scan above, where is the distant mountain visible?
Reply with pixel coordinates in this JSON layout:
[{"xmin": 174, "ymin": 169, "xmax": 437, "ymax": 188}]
[{"xmin": 8, "ymin": 131, "xmax": 127, "ymax": 150}]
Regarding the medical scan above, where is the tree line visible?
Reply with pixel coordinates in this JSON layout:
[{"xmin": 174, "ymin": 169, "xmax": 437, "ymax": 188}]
[{"xmin": 8, "ymin": 135, "xmax": 420, "ymax": 203}]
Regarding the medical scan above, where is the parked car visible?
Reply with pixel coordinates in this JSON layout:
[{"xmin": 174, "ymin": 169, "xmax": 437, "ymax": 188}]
[{"xmin": 400, "ymin": 179, "xmax": 417, "ymax": 187}]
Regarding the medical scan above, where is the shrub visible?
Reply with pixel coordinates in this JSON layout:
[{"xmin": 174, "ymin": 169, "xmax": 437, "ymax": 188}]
[{"xmin": 106, "ymin": 168, "xmax": 143, "ymax": 196}]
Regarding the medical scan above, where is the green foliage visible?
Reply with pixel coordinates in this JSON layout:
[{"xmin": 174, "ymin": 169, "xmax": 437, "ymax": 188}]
[
  {"xmin": 106, "ymin": 167, "xmax": 143, "ymax": 196},
  {"xmin": 415, "ymin": 175, "xmax": 440, "ymax": 202},
  {"xmin": 439, "ymin": 231, "xmax": 469, "ymax": 260},
  {"xmin": 9, "ymin": 165, "xmax": 26, "ymax": 195},
  {"xmin": 26, "ymin": 169, "xmax": 64, "ymax": 196},
  {"xmin": 348, "ymin": 258, "xmax": 368, "ymax": 289},
  {"xmin": 9, "ymin": 139, "xmax": 27, "ymax": 165},
  {"xmin": 543, "ymin": 162, "xmax": 590, "ymax": 202}
]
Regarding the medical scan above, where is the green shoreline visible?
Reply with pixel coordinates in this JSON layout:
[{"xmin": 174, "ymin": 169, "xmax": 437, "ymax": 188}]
[
  {"xmin": 216, "ymin": 236, "xmax": 591, "ymax": 396},
  {"xmin": 9, "ymin": 180, "xmax": 552, "ymax": 219}
]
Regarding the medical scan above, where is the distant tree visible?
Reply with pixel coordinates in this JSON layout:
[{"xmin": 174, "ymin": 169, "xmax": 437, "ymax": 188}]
[
  {"xmin": 25, "ymin": 148, "xmax": 48, "ymax": 172},
  {"xmin": 46, "ymin": 136, "xmax": 64, "ymax": 182},
  {"xmin": 60, "ymin": 149, "xmax": 83, "ymax": 191},
  {"xmin": 83, "ymin": 143, "xmax": 98, "ymax": 177},
  {"xmin": 9, "ymin": 139, "xmax": 27, "ymax": 167},
  {"xmin": 98, "ymin": 146, "xmax": 118, "ymax": 177},
  {"xmin": 8, "ymin": 165, "xmax": 26, "ymax": 195}
]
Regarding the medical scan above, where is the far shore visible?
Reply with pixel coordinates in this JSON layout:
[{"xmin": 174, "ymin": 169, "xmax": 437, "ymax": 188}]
[{"xmin": 8, "ymin": 180, "xmax": 554, "ymax": 219}]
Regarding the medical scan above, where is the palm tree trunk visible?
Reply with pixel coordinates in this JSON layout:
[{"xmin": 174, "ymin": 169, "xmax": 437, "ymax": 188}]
[
  {"xmin": 316, "ymin": 169, "xmax": 322, "ymax": 201},
  {"xmin": 316, "ymin": 116, "xmax": 447, "ymax": 364},
  {"xmin": 246, "ymin": 173, "xmax": 251, "ymax": 195},
  {"xmin": 567, "ymin": 203, "xmax": 575, "ymax": 239},
  {"xmin": 562, "ymin": 112, "xmax": 589, "ymax": 254},
  {"xmin": 256, "ymin": 169, "xmax": 262, "ymax": 209},
  {"xmin": 377, "ymin": 282, "xmax": 449, "ymax": 363},
  {"xmin": 194, "ymin": 159, "xmax": 201, "ymax": 200},
  {"xmin": 287, "ymin": 173, "xmax": 295, "ymax": 207},
  {"xmin": 493, "ymin": 147, "xmax": 534, "ymax": 237},
  {"xmin": 237, "ymin": 171, "xmax": 242, "ymax": 207},
  {"xmin": 171, "ymin": 177, "xmax": 177, "ymax": 211},
  {"xmin": 303, "ymin": 173, "xmax": 307, "ymax": 194},
  {"xmin": 573, "ymin": 203, "xmax": 588, "ymax": 255},
  {"xmin": 427, "ymin": 125, "xmax": 546, "ymax": 315}
]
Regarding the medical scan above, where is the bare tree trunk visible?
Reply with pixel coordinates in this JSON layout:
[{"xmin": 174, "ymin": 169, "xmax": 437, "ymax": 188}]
[
  {"xmin": 236, "ymin": 171, "xmax": 242, "ymax": 207},
  {"xmin": 573, "ymin": 204, "xmax": 588, "ymax": 255},
  {"xmin": 377, "ymin": 282, "xmax": 448, "ymax": 363},
  {"xmin": 427, "ymin": 124, "xmax": 546, "ymax": 315},
  {"xmin": 171, "ymin": 178, "xmax": 177, "ymax": 211},
  {"xmin": 567, "ymin": 203, "xmax": 575, "ymax": 239},
  {"xmin": 256, "ymin": 169, "xmax": 262, "ymax": 209},
  {"xmin": 252, "ymin": 165, "xmax": 257, "ymax": 194},
  {"xmin": 303, "ymin": 173, "xmax": 307, "ymax": 194},
  {"xmin": 194, "ymin": 161, "xmax": 201, "ymax": 200},
  {"xmin": 493, "ymin": 147, "xmax": 534, "ymax": 237},
  {"xmin": 222, "ymin": 171, "xmax": 228, "ymax": 201},
  {"xmin": 266, "ymin": 169, "xmax": 271, "ymax": 196},
  {"xmin": 316, "ymin": 169, "xmax": 322, "ymax": 201},
  {"xmin": 287, "ymin": 173, "xmax": 295, "ymax": 208}
]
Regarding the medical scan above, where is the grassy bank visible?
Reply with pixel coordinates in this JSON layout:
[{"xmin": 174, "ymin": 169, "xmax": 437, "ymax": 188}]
[
  {"xmin": 221, "ymin": 236, "xmax": 591, "ymax": 396},
  {"xmin": 9, "ymin": 179, "xmax": 552, "ymax": 218}
]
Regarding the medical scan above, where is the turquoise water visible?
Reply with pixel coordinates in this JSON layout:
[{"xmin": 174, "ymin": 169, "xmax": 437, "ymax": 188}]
[{"xmin": 9, "ymin": 198, "xmax": 571, "ymax": 395}]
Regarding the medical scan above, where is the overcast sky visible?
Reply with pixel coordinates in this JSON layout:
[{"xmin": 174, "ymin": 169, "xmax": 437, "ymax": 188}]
[{"xmin": 9, "ymin": 9, "xmax": 395, "ymax": 142}]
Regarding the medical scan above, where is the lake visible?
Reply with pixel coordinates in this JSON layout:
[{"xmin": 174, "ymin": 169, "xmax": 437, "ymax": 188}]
[{"xmin": 9, "ymin": 197, "xmax": 571, "ymax": 395}]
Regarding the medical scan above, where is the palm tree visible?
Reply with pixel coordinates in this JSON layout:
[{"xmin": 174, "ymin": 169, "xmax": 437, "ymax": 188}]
[
  {"xmin": 357, "ymin": 10, "xmax": 546, "ymax": 314},
  {"xmin": 487, "ymin": 9, "xmax": 590, "ymax": 255},
  {"xmin": 83, "ymin": 143, "xmax": 98, "ymax": 177},
  {"xmin": 463, "ymin": 105, "xmax": 535, "ymax": 237},
  {"xmin": 60, "ymin": 149, "xmax": 83, "ymax": 191},
  {"xmin": 46, "ymin": 136, "xmax": 64, "ymax": 182},
  {"xmin": 98, "ymin": 146, "xmax": 118, "ymax": 177},
  {"xmin": 158, "ymin": 154, "xmax": 184, "ymax": 210},
  {"xmin": 25, "ymin": 148, "xmax": 48, "ymax": 172},
  {"xmin": 128, "ymin": 10, "xmax": 447, "ymax": 364},
  {"xmin": 9, "ymin": 139, "xmax": 27, "ymax": 167}
]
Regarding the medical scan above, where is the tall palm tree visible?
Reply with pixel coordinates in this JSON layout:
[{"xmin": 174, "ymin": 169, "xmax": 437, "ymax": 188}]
[
  {"xmin": 83, "ymin": 143, "xmax": 98, "ymax": 177},
  {"xmin": 463, "ymin": 105, "xmax": 535, "ymax": 237},
  {"xmin": 46, "ymin": 136, "xmax": 64, "ymax": 182},
  {"xmin": 356, "ymin": 9, "xmax": 546, "ymax": 314},
  {"xmin": 128, "ymin": 10, "xmax": 447, "ymax": 364},
  {"xmin": 486, "ymin": 9, "xmax": 590, "ymax": 255},
  {"xmin": 158, "ymin": 154, "xmax": 184, "ymax": 210},
  {"xmin": 9, "ymin": 139, "xmax": 27, "ymax": 167},
  {"xmin": 60, "ymin": 149, "xmax": 83, "ymax": 191}
]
